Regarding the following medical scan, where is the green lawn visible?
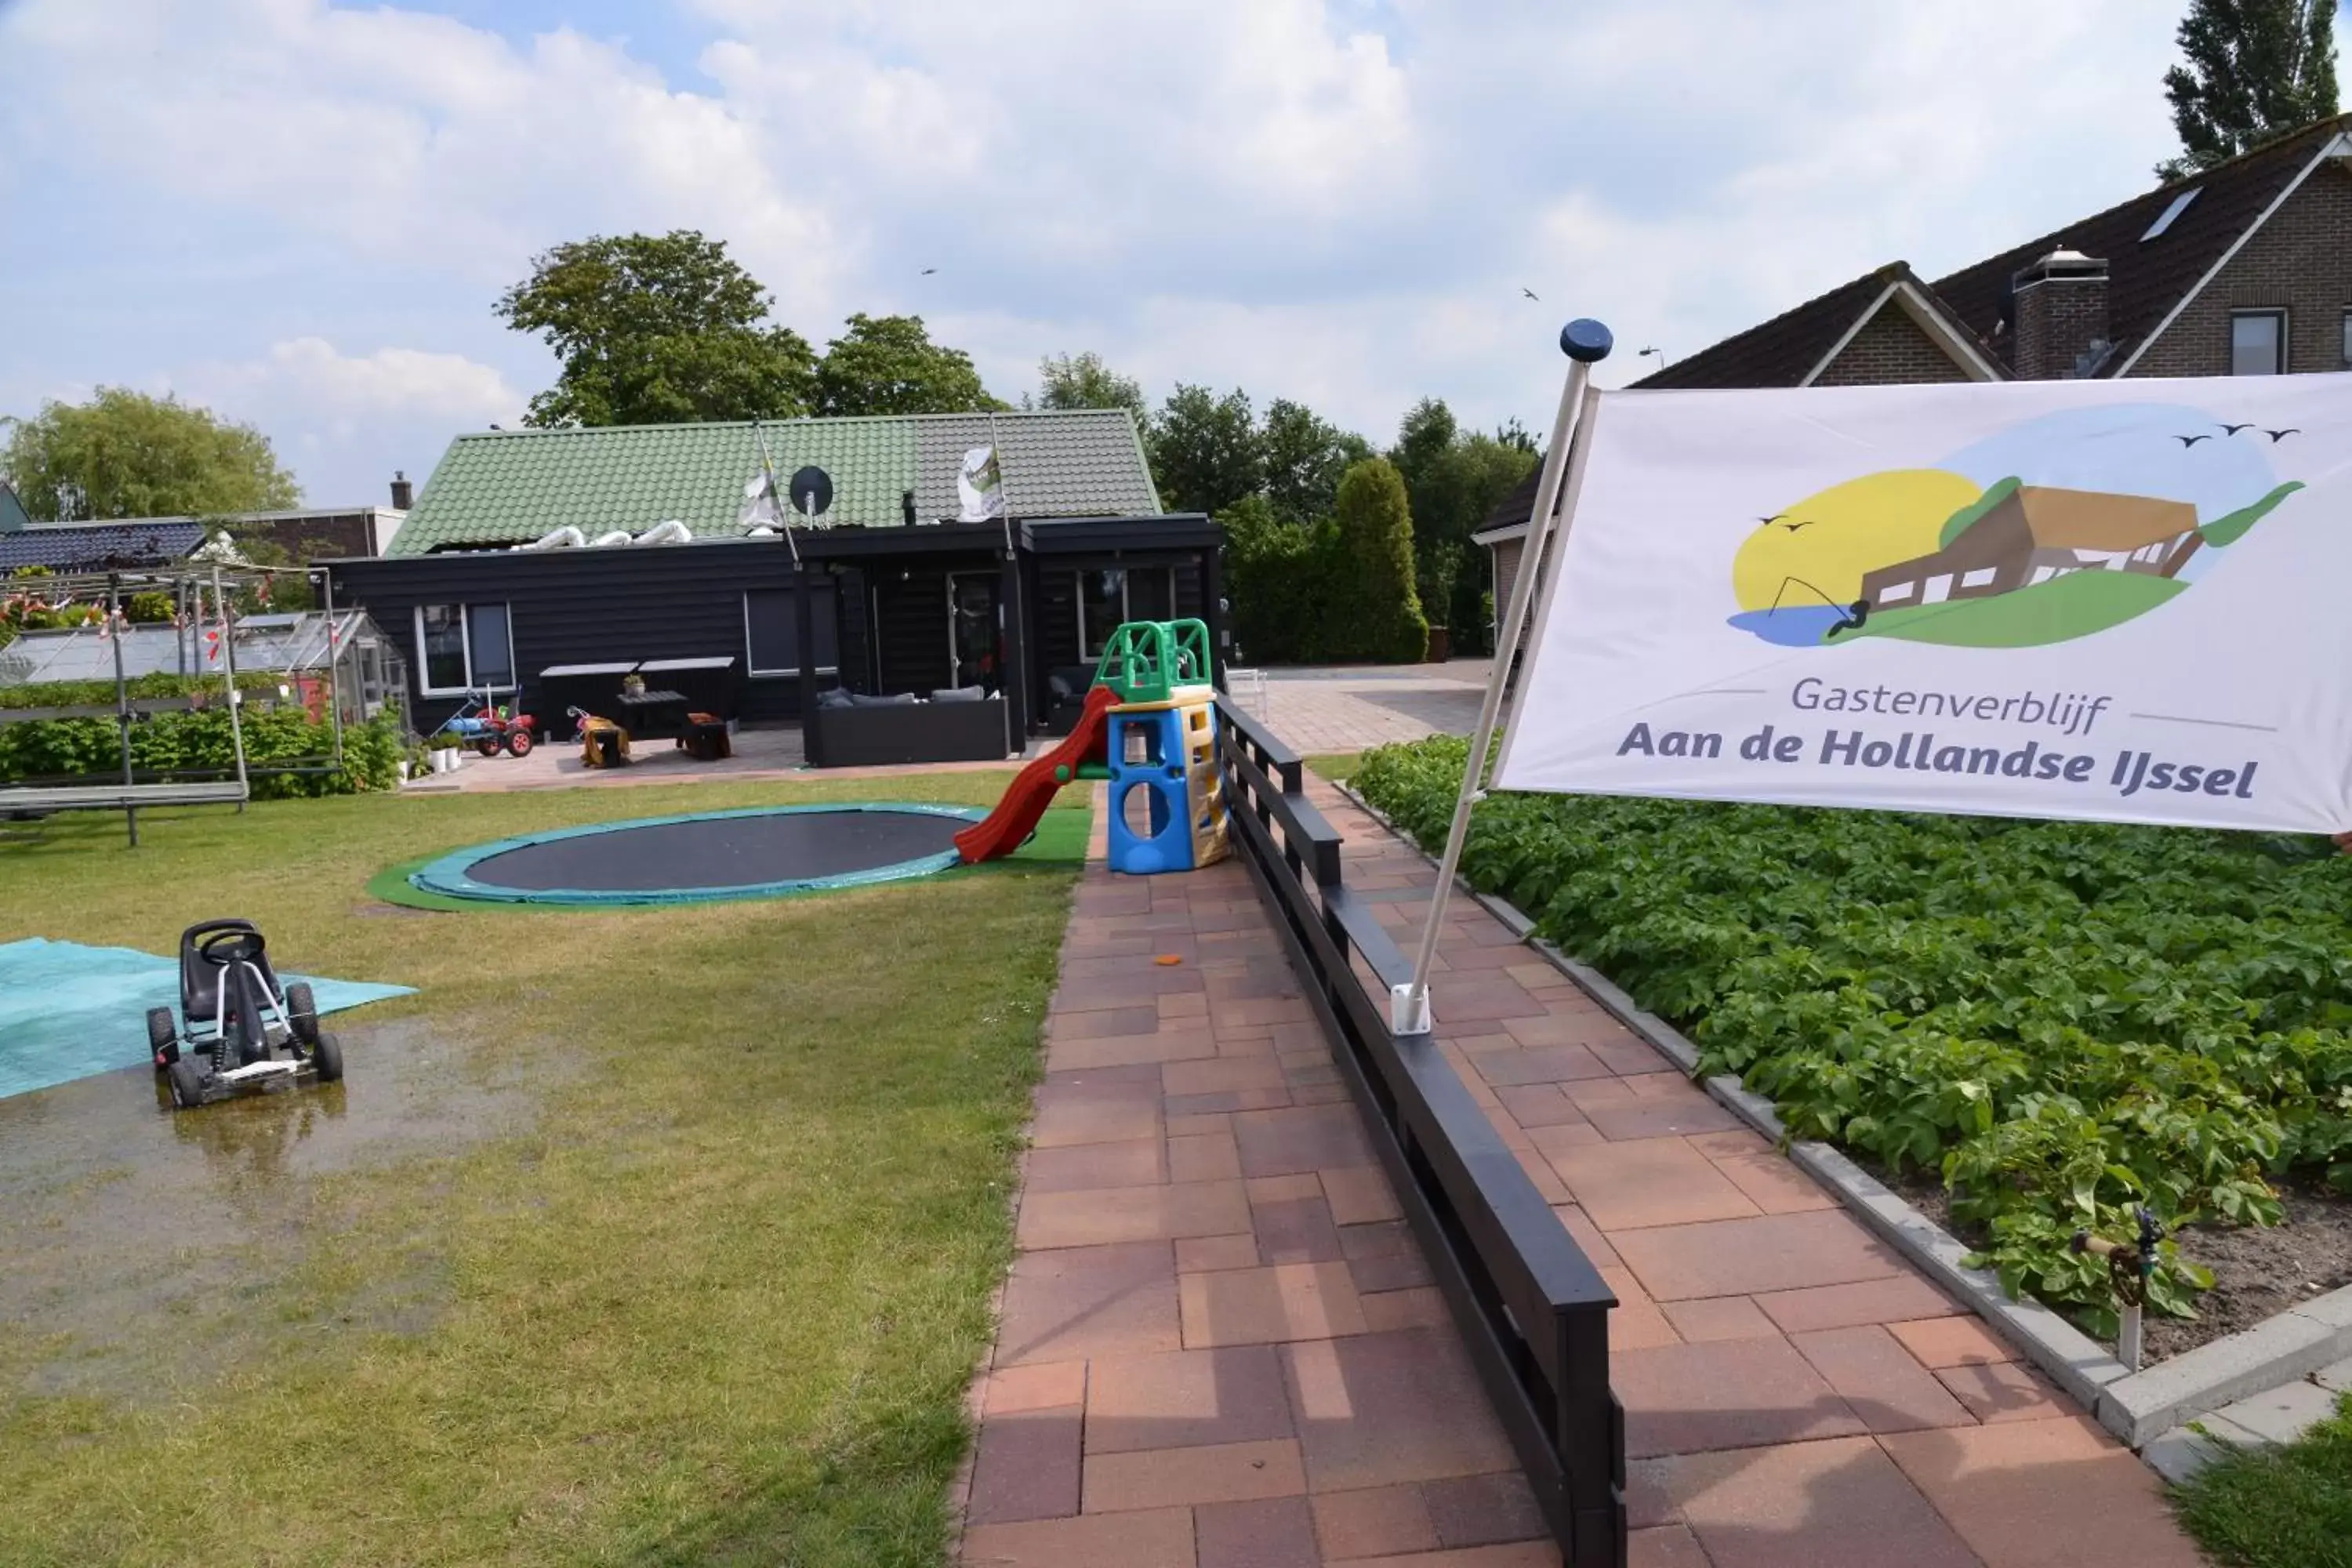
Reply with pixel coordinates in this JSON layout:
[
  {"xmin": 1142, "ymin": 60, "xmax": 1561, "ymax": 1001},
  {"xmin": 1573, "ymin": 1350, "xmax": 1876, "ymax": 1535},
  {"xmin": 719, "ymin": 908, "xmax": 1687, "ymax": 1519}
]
[
  {"xmin": 1305, "ymin": 751, "xmax": 1364, "ymax": 785},
  {"xmin": 2172, "ymin": 1392, "xmax": 2352, "ymax": 1568},
  {"xmin": 0, "ymin": 775, "xmax": 1082, "ymax": 1567}
]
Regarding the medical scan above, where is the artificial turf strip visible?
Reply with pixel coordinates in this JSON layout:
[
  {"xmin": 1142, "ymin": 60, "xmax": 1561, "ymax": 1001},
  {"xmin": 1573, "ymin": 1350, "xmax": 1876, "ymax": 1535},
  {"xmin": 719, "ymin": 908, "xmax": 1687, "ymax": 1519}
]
[
  {"xmin": 363, "ymin": 803, "xmax": 1094, "ymax": 913},
  {"xmin": 2172, "ymin": 1392, "xmax": 2352, "ymax": 1568},
  {"xmin": 0, "ymin": 772, "xmax": 1080, "ymax": 1566}
]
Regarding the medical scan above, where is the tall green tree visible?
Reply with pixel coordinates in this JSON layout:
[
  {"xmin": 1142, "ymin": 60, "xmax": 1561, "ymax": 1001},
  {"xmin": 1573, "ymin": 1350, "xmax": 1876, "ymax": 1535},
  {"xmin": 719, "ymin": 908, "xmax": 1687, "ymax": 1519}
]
[
  {"xmin": 1028, "ymin": 351, "xmax": 1146, "ymax": 420},
  {"xmin": 1330, "ymin": 458, "xmax": 1427, "ymax": 662},
  {"xmin": 2158, "ymin": 0, "xmax": 2339, "ymax": 178},
  {"xmin": 496, "ymin": 230, "xmax": 818, "ymax": 426},
  {"xmin": 1149, "ymin": 385, "xmax": 1263, "ymax": 515},
  {"xmin": 1261, "ymin": 398, "xmax": 1373, "ymax": 525},
  {"xmin": 815, "ymin": 314, "xmax": 1003, "ymax": 416},
  {"xmin": 1, "ymin": 388, "xmax": 298, "ymax": 521}
]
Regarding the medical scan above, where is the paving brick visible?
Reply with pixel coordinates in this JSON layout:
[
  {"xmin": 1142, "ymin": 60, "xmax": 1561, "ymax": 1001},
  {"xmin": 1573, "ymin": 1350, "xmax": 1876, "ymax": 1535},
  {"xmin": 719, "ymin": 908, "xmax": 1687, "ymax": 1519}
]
[
  {"xmin": 1602, "ymin": 1266, "xmax": 1682, "ymax": 1351},
  {"xmin": 1320, "ymin": 1165, "xmax": 1403, "ymax": 1225},
  {"xmin": 967, "ymin": 1406, "xmax": 1084, "ymax": 1524},
  {"xmin": 984, "ymin": 1359, "xmax": 1087, "ymax": 1416},
  {"xmin": 1684, "ymin": 1133, "xmax": 1837, "ymax": 1215},
  {"xmin": 1545, "ymin": 1137, "xmax": 1762, "ymax": 1231},
  {"xmin": 1590, "ymin": 1037, "xmax": 1676, "ymax": 1077},
  {"xmin": 1329, "ymin": 1544, "xmax": 1560, "ymax": 1567},
  {"xmin": 1549, "ymin": 1204, "xmax": 1621, "ymax": 1269},
  {"xmin": 1047, "ymin": 1027, "xmax": 1221, "ymax": 1072},
  {"xmin": 1936, "ymin": 1359, "xmax": 2068, "ymax": 1424},
  {"xmin": 1494, "ymin": 1084, "xmax": 1591, "ymax": 1129},
  {"xmin": 1170, "ymin": 1131, "xmax": 1245, "ymax": 1185},
  {"xmin": 997, "ymin": 1240, "xmax": 1181, "ymax": 1365},
  {"xmin": 1790, "ymin": 1326, "xmax": 1976, "ymax": 1434},
  {"xmin": 1660, "ymin": 1296, "xmax": 1778, "ymax": 1344},
  {"xmin": 1178, "ymin": 1233, "xmax": 1262, "ymax": 1273},
  {"xmin": 1887, "ymin": 1315, "xmax": 2015, "ymax": 1369},
  {"xmin": 1253, "ymin": 1194, "xmax": 1347, "ymax": 1265},
  {"xmin": 1020, "ymin": 1179, "xmax": 1254, "ymax": 1250},
  {"xmin": 1361, "ymin": 1286, "xmax": 1450, "ymax": 1332},
  {"xmin": 1031, "ymin": 1092, "xmax": 1163, "ymax": 1149},
  {"xmin": 1309, "ymin": 1483, "xmax": 1439, "ymax": 1559},
  {"xmin": 1182, "ymin": 1261, "xmax": 1370, "ymax": 1347},
  {"xmin": 1422, "ymin": 1470, "xmax": 1548, "ymax": 1547},
  {"xmin": 1085, "ymin": 1345, "xmax": 1298, "ymax": 1454},
  {"xmin": 1083, "ymin": 1437, "xmax": 1306, "ymax": 1512},
  {"xmin": 1581, "ymin": 1087, "xmax": 1745, "ymax": 1142},
  {"xmin": 1527, "ymin": 1121, "xmax": 1607, "ymax": 1160},
  {"xmin": 1653, "ymin": 1434, "xmax": 1979, "ymax": 1568},
  {"xmin": 1247, "ymin": 1174, "xmax": 1326, "ymax": 1203},
  {"xmin": 1467, "ymin": 1044, "xmax": 1617, "ymax": 1087},
  {"xmin": 1167, "ymin": 1057, "xmax": 1290, "ymax": 1096},
  {"xmin": 1879, "ymin": 1416, "xmax": 2207, "ymax": 1568},
  {"xmin": 1050, "ymin": 1006, "xmax": 1163, "ymax": 1040},
  {"xmin": 1025, "ymin": 1138, "xmax": 1168, "ymax": 1192},
  {"xmin": 1610, "ymin": 1210, "xmax": 1907, "ymax": 1301},
  {"xmin": 1283, "ymin": 1329, "xmax": 1518, "ymax": 1490},
  {"xmin": 1751, "ymin": 1276, "xmax": 1964, "ymax": 1334},
  {"xmin": 1613, "ymin": 1336, "xmax": 1865, "ymax": 1457},
  {"xmin": 963, "ymin": 1505, "xmax": 1196, "ymax": 1567},
  {"xmin": 1234, "ymin": 1104, "xmax": 1377, "ymax": 1177},
  {"xmin": 1168, "ymin": 1111, "xmax": 1235, "ymax": 1138},
  {"xmin": 1160, "ymin": 989, "xmax": 1210, "ymax": 1019},
  {"xmin": 1628, "ymin": 1523, "xmax": 1711, "ymax": 1567},
  {"xmin": 1168, "ymin": 1087, "xmax": 1295, "ymax": 1116},
  {"xmin": 1196, "ymin": 1495, "xmax": 1320, "ymax": 1568}
]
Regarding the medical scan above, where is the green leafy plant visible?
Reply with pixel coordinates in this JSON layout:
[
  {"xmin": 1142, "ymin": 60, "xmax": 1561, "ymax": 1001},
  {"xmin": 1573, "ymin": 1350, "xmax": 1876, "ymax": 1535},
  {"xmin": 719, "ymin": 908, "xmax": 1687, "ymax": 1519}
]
[{"xmin": 1354, "ymin": 734, "xmax": 2352, "ymax": 1329}]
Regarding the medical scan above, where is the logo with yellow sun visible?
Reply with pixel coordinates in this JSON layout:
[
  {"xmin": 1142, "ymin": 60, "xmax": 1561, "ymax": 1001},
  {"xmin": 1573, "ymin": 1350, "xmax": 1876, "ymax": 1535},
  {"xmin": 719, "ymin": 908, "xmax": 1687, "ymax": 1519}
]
[{"xmin": 1726, "ymin": 405, "xmax": 2303, "ymax": 650}]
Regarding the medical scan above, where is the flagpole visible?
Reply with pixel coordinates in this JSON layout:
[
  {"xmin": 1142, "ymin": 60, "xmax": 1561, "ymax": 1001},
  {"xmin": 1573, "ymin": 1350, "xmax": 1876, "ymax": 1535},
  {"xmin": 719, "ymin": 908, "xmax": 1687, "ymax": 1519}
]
[
  {"xmin": 1392, "ymin": 319, "xmax": 1613, "ymax": 1035},
  {"xmin": 753, "ymin": 417, "xmax": 800, "ymax": 567}
]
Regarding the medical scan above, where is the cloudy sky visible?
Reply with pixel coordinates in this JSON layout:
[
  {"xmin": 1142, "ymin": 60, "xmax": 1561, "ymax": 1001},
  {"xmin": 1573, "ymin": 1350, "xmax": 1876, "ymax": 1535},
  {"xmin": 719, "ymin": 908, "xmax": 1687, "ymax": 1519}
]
[{"xmin": 0, "ymin": 0, "xmax": 2292, "ymax": 508}]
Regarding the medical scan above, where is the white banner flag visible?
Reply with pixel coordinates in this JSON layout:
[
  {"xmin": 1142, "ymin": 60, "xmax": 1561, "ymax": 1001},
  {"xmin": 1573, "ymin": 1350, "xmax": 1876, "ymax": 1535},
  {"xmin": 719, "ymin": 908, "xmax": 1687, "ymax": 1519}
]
[{"xmin": 1494, "ymin": 374, "xmax": 2352, "ymax": 833}]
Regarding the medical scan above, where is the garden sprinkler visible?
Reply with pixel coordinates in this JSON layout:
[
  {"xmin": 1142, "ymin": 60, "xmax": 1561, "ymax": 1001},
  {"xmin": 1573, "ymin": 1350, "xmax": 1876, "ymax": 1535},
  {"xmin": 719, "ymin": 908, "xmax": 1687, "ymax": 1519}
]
[{"xmin": 2070, "ymin": 1206, "xmax": 2161, "ymax": 1371}]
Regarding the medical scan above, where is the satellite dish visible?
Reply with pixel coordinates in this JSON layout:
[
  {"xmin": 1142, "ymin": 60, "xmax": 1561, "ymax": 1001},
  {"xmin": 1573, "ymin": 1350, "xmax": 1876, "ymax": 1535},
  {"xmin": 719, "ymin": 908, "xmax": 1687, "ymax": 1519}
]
[{"xmin": 788, "ymin": 465, "xmax": 833, "ymax": 519}]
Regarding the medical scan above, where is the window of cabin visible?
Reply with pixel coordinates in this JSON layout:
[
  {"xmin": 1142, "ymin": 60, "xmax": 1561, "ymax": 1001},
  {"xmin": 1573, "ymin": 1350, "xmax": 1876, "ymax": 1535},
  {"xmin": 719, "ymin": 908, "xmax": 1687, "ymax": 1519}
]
[
  {"xmin": 743, "ymin": 586, "xmax": 840, "ymax": 677},
  {"xmin": 414, "ymin": 603, "xmax": 513, "ymax": 694},
  {"xmin": 1076, "ymin": 566, "xmax": 1178, "ymax": 660}
]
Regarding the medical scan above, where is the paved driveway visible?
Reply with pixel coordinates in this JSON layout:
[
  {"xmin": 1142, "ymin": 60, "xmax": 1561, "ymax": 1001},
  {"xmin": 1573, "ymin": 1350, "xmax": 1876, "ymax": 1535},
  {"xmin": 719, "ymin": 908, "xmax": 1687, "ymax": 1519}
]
[{"xmin": 1236, "ymin": 662, "xmax": 1489, "ymax": 755}]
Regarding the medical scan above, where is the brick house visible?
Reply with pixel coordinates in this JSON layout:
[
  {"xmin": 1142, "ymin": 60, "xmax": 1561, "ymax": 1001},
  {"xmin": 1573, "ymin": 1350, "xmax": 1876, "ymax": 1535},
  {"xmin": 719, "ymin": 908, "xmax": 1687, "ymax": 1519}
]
[{"xmin": 1477, "ymin": 112, "xmax": 2352, "ymax": 624}]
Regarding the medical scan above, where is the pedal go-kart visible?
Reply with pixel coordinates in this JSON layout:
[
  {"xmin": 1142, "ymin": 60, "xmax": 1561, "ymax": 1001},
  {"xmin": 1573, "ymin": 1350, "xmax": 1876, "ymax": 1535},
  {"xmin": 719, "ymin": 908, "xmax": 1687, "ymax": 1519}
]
[{"xmin": 147, "ymin": 920, "xmax": 343, "ymax": 1110}]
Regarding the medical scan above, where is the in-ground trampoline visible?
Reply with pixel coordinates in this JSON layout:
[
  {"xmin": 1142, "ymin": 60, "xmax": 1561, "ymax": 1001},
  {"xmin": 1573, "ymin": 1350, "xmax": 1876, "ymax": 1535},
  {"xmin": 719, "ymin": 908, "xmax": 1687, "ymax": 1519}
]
[{"xmin": 407, "ymin": 804, "xmax": 988, "ymax": 906}]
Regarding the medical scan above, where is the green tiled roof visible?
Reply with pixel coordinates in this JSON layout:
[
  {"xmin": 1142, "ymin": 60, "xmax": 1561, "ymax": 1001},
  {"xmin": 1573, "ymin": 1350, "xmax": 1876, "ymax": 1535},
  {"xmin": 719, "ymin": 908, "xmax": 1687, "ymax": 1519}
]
[{"xmin": 388, "ymin": 409, "xmax": 1161, "ymax": 555}]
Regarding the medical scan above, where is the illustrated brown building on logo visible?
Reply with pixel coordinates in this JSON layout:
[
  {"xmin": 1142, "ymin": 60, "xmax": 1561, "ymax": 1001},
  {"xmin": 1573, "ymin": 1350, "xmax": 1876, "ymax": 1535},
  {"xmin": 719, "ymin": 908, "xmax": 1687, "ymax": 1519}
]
[{"xmin": 1860, "ymin": 484, "xmax": 2201, "ymax": 612}]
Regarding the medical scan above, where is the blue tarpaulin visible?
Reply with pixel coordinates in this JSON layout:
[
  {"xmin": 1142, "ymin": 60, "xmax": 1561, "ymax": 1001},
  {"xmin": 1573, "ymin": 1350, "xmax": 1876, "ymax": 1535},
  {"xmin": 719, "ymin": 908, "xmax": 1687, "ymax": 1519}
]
[{"xmin": 0, "ymin": 937, "xmax": 414, "ymax": 1100}]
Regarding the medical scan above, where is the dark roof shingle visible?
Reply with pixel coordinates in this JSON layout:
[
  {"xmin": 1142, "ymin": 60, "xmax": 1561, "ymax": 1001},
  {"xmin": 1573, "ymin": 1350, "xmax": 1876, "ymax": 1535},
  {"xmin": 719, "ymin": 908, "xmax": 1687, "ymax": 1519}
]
[{"xmin": 0, "ymin": 521, "xmax": 205, "ymax": 572}]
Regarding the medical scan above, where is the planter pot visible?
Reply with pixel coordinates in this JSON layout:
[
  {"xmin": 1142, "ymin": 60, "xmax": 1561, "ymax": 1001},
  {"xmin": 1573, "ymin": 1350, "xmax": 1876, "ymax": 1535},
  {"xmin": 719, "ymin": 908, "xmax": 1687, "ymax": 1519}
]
[
  {"xmin": 1425, "ymin": 626, "xmax": 1452, "ymax": 662},
  {"xmin": 397, "ymin": 760, "xmax": 412, "ymax": 782}
]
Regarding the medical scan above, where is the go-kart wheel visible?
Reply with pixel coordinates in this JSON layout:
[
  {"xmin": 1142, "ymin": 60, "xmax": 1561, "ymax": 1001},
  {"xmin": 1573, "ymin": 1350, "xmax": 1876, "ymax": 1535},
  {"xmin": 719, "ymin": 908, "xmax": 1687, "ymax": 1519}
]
[
  {"xmin": 167, "ymin": 1058, "xmax": 207, "ymax": 1110},
  {"xmin": 476, "ymin": 735, "xmax": 503, "ymax": 758},
  {"xmin": 312, "ymin": 1033, "xmax": 344, "ymax": 1083},
  {"xmin": 147, "ymin": 1007, "xmax": 180, "ymax": 1069},
  {"xmin": 285, "ymin": 982, "xmax": 321, "ymax": 1047},
  {"xmin": 506, "ymin": 728, "xmax": 534, "ymax": 758}
]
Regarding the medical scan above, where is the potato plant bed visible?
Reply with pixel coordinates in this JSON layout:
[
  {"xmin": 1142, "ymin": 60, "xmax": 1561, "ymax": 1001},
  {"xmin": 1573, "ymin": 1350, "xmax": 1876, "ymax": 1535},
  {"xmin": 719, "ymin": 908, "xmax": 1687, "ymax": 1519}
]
[{"xmin": 1356, "ymin": 735, "xmax": 2352, "ymax": 1340}]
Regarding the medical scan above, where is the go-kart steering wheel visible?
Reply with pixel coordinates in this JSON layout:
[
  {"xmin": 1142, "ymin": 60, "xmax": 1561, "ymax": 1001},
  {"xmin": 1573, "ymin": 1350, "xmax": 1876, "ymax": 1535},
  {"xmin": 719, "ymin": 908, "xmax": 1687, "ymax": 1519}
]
[{"xmin": 198, "ymin": 928, "xmax": 265, "ymax": 965}]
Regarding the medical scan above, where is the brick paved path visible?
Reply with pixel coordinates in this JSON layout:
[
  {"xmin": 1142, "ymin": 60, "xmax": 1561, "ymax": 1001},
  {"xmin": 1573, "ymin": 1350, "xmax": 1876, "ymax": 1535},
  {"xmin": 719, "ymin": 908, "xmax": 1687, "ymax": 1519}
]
[{"xmin": 959, "ymin": 783, "xmax": 2207, "ymax": 1566}]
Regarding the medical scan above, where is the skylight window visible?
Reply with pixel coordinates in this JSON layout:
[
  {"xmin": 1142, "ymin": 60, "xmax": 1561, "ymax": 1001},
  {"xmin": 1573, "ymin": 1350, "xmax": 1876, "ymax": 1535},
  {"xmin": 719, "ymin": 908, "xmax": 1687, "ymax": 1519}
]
[{"xmin": 2141, "ymin": 187, "xmax": 2199, "ymax": 241}]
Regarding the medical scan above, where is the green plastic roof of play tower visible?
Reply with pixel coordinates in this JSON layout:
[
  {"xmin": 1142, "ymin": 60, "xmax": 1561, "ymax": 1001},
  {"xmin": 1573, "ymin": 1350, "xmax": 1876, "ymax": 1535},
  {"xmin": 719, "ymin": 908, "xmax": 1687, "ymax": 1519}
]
[{"xmin": 1093, "ymin": 619, "xmax": 1212, "ymax": 706}]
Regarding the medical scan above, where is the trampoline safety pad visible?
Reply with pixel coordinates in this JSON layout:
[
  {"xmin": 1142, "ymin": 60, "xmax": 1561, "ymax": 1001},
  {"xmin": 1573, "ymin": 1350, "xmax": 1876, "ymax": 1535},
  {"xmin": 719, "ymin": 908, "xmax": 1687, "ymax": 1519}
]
[{"xmin": 409, "ymin": 804, "xmax": 987, "ymax": 906}]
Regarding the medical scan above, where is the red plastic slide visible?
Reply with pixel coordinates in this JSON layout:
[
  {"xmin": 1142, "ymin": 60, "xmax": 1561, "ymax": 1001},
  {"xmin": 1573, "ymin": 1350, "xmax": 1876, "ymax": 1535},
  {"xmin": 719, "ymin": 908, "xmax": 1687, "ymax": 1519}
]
[{"xmin": 956, "ymin": 684, "xmax": 1116, "ymax": 864}]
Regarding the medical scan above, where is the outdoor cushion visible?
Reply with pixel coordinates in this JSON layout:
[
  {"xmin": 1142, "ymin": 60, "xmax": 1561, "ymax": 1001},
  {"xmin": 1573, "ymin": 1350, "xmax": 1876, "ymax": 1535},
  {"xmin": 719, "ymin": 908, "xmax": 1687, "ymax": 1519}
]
[
  {"xmin": 848, "ymin": 691, "xmax": 919, "ymax": 708},
  {"xmin": 816, "ymin": 687, "xmax": 855, "ymax": 709},
  {"xmin": 930, "ymin": 685, "xmax": 985, "ymax": 703}
]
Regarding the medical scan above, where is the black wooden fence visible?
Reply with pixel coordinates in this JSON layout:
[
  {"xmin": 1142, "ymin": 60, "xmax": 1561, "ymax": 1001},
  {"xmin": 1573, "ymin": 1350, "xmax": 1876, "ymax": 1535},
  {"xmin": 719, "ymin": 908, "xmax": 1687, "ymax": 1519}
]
[{"xmin": 1214, "ymin": 694, "xmax": 1627, "ymax": 1567}]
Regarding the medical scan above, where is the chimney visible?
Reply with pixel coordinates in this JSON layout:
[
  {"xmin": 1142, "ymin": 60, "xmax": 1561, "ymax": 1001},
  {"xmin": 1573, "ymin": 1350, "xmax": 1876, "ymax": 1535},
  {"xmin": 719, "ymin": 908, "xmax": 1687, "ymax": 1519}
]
[
  {"xmin": 390, "ymin": 470, "xmax": 414, "ymax": 510},
  {"xmin": 901, "ymin": 488, "xmax": 917, "ymax": 527},
  {"xmin": 2010, "ymin": 247, "xmax": 2111, "ymax": 379}
]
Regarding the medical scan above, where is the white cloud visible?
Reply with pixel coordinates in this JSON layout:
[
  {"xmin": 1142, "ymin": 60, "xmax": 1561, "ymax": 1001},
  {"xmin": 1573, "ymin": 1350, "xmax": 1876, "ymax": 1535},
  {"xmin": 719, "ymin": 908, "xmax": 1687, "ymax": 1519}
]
[{"xmin": 0, "ymin": 0, "xmax": 2205, "ymax": 485}]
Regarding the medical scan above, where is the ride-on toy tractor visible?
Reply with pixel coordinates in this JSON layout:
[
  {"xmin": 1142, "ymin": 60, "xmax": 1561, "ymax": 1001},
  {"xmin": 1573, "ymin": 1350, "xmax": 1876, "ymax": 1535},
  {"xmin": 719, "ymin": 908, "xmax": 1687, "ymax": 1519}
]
[{"xmin": 147, "ymin": 920, "xmax": 343, "ymax": 1110}]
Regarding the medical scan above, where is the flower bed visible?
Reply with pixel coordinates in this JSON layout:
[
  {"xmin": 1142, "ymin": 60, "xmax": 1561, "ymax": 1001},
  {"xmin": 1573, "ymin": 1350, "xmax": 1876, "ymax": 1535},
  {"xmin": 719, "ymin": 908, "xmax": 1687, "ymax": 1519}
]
[{"xmin": 1355, "ymin": 735, "xmax": 2352, "ymax": 1335}]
